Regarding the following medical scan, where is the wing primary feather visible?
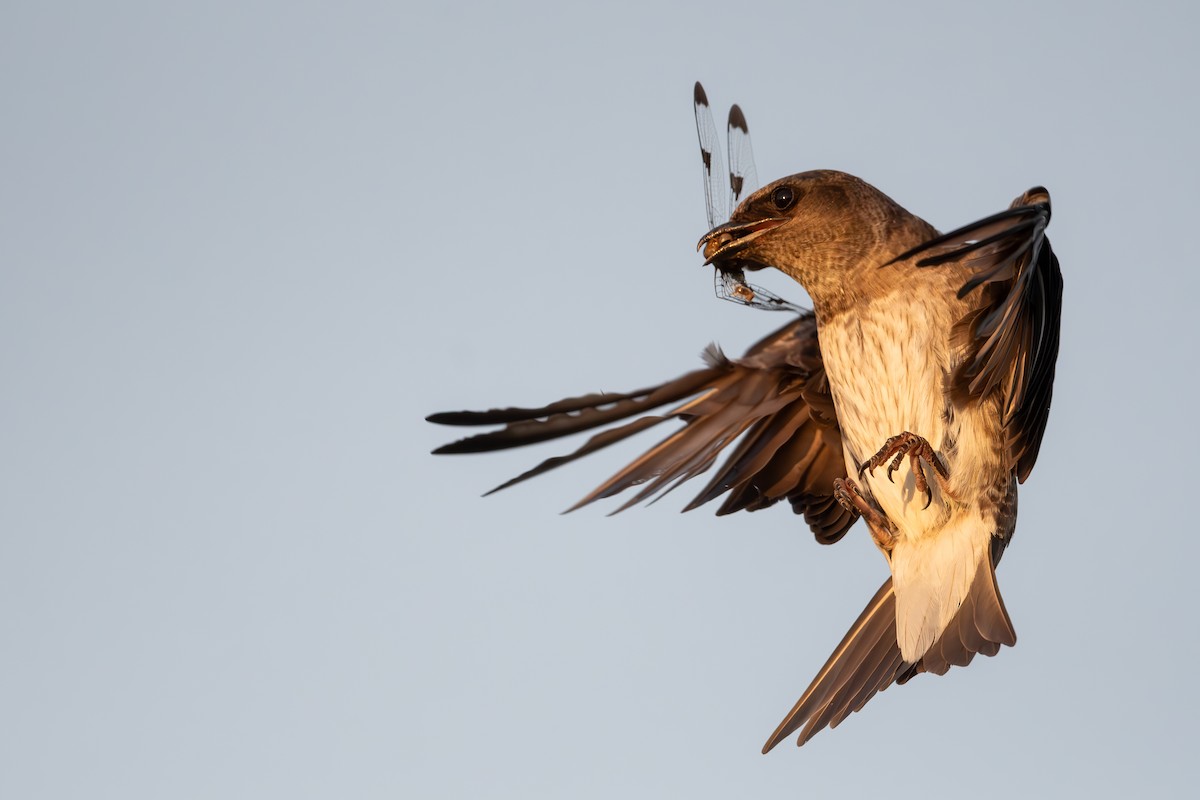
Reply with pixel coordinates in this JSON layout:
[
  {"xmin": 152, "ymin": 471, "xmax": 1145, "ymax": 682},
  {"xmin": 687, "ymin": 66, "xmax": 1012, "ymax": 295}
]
[
  {"xmin": 429, "ymin": 318, "xmax": 853, "ymax": 543},
  {"xmin": 483, "ymin": 416, "xmax": 668, "ymax": 496},
  {"xmin": 430, "ymin": 370, "xmax": 721, "ymax": 454}
]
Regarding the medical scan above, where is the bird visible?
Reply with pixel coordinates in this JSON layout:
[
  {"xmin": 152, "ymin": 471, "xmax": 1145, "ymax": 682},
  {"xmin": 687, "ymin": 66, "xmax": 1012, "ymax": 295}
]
[{"xmin": 427, "ymin": 83, "xmax": 1062, "ymax": 751}]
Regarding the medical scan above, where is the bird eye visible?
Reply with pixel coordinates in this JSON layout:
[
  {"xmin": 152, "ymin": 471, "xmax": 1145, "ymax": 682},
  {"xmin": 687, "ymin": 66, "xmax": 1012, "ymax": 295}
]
[{"xmin": 772, "ymin": 186, "xmax": 796, "ymax": 210}]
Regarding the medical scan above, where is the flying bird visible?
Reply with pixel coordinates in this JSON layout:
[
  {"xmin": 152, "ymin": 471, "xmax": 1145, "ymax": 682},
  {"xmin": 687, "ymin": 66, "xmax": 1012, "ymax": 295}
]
[{"xmin": 427, "ymin": 83, "xmax": 1062, "ymax": 751}]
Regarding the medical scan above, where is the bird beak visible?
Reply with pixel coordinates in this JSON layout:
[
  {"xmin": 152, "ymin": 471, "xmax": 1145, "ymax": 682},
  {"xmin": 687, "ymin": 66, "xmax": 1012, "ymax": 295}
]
[{"xmin": 697, "ymin": 217, "xmax": 788, "ymax": 265}]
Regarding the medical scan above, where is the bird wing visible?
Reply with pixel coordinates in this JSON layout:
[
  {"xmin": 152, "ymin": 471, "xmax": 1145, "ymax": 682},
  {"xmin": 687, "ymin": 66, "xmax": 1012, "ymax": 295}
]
[
  {"xmin": 428, "ymin": 314, "xmax": 857, "ymax": 544},
  {"xmin": 891, "ymin": 187, "xmax": 1063, "ymax": 481}
]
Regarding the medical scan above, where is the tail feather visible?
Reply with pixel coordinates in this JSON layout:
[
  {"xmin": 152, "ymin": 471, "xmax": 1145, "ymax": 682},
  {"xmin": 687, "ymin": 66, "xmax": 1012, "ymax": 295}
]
[
  {"xmin": 762, "ymin": 578, "xmax": 903, "ymax": 752},
  {"xmin": 763, "ymin": 550, "xmax": 1017, "ymax": 751},
  {"xmin": 919, "ymin": 554, "xmax": 1015, "ymax": 676}
]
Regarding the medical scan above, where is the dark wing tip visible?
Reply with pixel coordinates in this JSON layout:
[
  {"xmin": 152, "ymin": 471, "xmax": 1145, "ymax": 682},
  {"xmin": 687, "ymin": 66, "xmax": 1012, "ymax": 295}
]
[
  {"xmin": 694, "ymin": 81, "xmax": 708, "ymax": 106},
  {"xmin": 429, "ymin": 438, "xmax": 474, "ymax": 455},
  {"xmin": 728, "ymin": 104, "xmax": 749, "ymax": 133},
  {"xmin": 428, "ymin": 409, "xmax": 529, "ymax": 426},
  {"xmin": 426, "ymin": 409, "xmax": 520, "ymax": 427}
]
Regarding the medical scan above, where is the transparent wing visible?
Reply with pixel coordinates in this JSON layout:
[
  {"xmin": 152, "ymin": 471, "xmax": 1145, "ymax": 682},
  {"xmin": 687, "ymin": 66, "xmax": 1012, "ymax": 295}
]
[
  {"xmin": 715, "ymin": 267, "xmax": 806, "ymax": 314},
  {"xmin": 695, "ymin": 83, "xmax": 802, "ymax": 316},
  {"xmin": 693, "ymin": 82, "xmax": 728, "ymax": 228},
  {"xmin": 726, "ymin": 104, "xmax": 758, "ymax": 217}
]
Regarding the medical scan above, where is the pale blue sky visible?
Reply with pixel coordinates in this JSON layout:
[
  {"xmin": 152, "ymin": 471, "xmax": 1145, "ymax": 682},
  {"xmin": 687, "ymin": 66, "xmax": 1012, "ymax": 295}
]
[{"xmin": 2, "ymin": 1, "xmax": 1197, "ymax": 797}]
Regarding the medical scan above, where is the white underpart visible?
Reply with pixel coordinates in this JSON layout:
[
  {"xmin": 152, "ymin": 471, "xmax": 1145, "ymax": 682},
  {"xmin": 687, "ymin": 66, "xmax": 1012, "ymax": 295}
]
[{"xmin": 820, "ymin": 296, "xmax": 995, "ymax": 663}]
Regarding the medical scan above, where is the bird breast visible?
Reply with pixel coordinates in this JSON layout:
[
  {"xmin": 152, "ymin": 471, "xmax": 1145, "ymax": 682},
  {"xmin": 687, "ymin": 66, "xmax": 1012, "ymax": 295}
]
[{"xmin": 817, "ymin": 294, "xmax": 954, "ymax": 536}]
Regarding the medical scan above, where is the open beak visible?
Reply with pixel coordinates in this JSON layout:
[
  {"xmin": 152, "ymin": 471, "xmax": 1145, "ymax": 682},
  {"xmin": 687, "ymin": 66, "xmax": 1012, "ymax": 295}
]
[{"xmin": 697, "ymin": 217, "xmax": 788, "ymax": 265}]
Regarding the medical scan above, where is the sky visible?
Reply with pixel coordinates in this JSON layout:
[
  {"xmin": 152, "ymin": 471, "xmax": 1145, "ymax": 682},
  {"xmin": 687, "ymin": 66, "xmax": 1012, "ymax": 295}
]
[{"xmin": 2, "ymin": 1, "xmax": 1198, "ymax": 797}]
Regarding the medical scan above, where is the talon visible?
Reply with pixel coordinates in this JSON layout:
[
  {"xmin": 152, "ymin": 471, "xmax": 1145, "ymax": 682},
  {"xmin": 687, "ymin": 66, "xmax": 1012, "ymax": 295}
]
[
  {"xmin": 886, "ymin": 447, "xmax": 908, "ymax": 483},
  {"xmin": 910, "ymin": 452, "xmax": 928, "ymax": 494},
  {"xmin": 862, "ymin": 431, "xmax": 954, "ymax": 509},
  {"xmin": 930, "ymin": 452, "xmax": 949, "ymax": 480},
  {"xmin": 833, "ymin": 476, "xmax": 896, "ymax": 550},
  {"xmin": 833, "ymin": 478, "xmax": 854, "ymax": 513}
]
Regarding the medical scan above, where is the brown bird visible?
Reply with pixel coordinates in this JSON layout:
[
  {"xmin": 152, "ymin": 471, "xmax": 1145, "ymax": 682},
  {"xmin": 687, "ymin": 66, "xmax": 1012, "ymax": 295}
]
[{"xmin": 428, "ymin": 83, "xmax": 1062, "ymax": 751}]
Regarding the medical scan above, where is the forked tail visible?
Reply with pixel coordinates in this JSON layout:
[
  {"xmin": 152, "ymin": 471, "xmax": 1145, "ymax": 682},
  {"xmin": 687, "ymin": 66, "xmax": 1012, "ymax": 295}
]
[{"xmin": 763, "ymin": 553, "xmax": 1015, "ymax": 751}]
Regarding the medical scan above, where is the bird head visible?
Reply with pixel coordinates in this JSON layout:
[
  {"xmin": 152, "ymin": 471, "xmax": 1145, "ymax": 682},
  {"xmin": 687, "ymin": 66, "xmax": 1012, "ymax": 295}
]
[{"xmin": 698, "ymin": 170, "xmax": 932, "ymax": 306}]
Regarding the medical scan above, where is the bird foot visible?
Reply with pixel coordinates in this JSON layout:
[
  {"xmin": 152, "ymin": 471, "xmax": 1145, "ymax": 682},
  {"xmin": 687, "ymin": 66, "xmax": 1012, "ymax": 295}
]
[
  {"xmin": 859, "ymin": 431, "xmax": 952, "ymax": 510},
  {"xmin": 833, "ymin": 477, "xmax": 896, "ymax": 551}
]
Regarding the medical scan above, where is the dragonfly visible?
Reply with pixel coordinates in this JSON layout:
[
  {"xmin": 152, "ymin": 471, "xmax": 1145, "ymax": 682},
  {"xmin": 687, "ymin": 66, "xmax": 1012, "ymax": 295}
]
[{"xmin": 692, "ymin": 82, "xmax": 805, "ymax": 314}]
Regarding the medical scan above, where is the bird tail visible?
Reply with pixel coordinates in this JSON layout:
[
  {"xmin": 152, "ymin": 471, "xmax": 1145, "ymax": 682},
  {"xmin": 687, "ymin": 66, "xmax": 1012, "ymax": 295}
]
[
  {"xmin": 762, "ymin": 578, "xmax": 910, "ymax": 752},
  {"xmin": 890, "ymin": 521, "xmax": 1016, "ymax": 665},
  {"xmin": 762, "ymin": 550, "xmax": 1016, "ymax": 751},
  {"xmin": 906, "ymin": 545, "xmax": 1016, "ymax": 676}
]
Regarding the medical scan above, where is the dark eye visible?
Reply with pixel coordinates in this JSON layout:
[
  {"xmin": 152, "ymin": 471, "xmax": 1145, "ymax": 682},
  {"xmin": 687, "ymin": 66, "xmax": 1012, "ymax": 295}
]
[{"xmin": 772, "ymin": 186, "xmax": 796, "ymax": 210}]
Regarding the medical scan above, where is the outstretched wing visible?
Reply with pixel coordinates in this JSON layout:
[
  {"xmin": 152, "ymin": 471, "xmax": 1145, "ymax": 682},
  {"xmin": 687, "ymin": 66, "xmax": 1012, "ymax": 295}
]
[
  {"xmin": 891, "ymin": 187, "xmax": 1062, "ymax": 482},
  {"xmin": 429, "ymin": 315, "xmax": 856, "ymax": 544}
]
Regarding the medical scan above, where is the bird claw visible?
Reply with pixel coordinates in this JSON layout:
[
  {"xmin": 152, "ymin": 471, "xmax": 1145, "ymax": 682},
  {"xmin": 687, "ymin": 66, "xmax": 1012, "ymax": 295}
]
[
  {"xmin": 833, "ymin": 477, "xmax": 895, "ymax": 550},
  {"xmin": 861, "ymin": 431, "xmax": 951, "ymax": 510},
  {"xmin": 832, "ymin": 476, "xmax": 858, "ymax": 514}
]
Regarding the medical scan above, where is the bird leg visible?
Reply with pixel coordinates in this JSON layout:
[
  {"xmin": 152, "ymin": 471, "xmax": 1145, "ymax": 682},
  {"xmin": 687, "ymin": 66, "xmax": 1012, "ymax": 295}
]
[
  {"xmin": 859, "ymin": 431, "xmax": 953, "ymax": 510},
  {"xmin": 833, "ymin": 477, "xmax": 896, "ymax": 552}
]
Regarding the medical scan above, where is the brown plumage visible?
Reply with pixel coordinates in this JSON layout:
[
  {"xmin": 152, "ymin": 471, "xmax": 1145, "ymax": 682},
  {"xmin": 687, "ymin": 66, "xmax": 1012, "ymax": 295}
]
[
  {"xmin": 430, "ymin": 313, "xmax": 856, "ymax": 542},
  {"xmin": 429, "ymin": 93, "xmax": 1061, "ymax": 751}
]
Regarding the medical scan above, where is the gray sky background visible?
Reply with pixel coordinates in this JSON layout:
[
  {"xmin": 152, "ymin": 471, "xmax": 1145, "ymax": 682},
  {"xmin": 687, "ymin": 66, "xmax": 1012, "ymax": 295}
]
[{"xmin": 3, "ymin": 1, "xmax": 1197, "ymax": 797}]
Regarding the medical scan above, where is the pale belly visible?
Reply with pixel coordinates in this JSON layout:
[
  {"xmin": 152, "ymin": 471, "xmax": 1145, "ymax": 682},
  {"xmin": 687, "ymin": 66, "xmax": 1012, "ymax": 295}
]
[{"xmin": 819, "ymin": 303, "xmax": 954, "ymax": 537}]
